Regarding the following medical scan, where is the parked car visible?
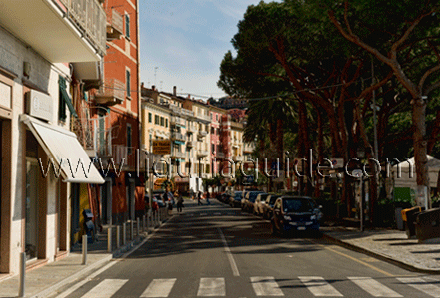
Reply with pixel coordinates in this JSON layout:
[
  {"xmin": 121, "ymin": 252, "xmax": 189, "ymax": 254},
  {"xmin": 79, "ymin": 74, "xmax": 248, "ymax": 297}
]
[
  {"xmin": 253, "ymin": 193, "xmax": 269, "ymax": 215},
  {"xmin": 229, "ymin": 191, "xmax": 243, "ymax": 207},
  {"xmin": 262, "ymin": 194, "xmax": 282, "ymax": 219},
  {"xmin": 271, "ymin": 196, "xmax": 321, "ymax": 236},
  {"xmin": 220, "ymin": 192, "xmax": 232, "ymax": 204},
  {"xmin": 244, "ymin": 191, "xmax": 265, "ymax": 213}
]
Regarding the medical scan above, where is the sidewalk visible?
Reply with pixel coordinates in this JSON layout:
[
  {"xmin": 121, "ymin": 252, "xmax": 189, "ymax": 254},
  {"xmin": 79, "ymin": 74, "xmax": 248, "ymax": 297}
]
[
  {"xmin": 0, "ymin": 211, "xmax": 171, "ymax": 298},
  {"xmin": 321, "ymin": 225, "xmax": 440, "ymax": 273}
]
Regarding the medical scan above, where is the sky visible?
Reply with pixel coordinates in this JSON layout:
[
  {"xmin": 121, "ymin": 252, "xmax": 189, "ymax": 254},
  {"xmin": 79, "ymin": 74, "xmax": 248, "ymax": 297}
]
[{"xmin": 138, "ymin": 0, "xmax": 266, "ymax": 100}]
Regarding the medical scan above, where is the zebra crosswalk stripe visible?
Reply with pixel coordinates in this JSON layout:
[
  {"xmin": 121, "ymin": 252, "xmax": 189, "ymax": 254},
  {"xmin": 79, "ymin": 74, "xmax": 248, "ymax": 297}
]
[
  {"xmin": 397, "ymin": 277, "xmax": 440, "ymax": 298},
  {"xmin": 140, "ymin": 278, "xmax": 177, "ymax": 297},
  {"xmin": 298, "ymin": 276, "xmax": 343, "ymax": 297},
  {"xmin": 197, "ymin": 277, "xmax": 226, "ymax": 296},
  {"xmin": 348, "ymin": 277, "xmax": 402, "ymax": 297},
  {"xmin": 79, "ymin": 279, "xmax": 128, "ymax": 298},
  {"xmin": 250, "ymin": 276, "xmax": 284, "ymax": 296}
]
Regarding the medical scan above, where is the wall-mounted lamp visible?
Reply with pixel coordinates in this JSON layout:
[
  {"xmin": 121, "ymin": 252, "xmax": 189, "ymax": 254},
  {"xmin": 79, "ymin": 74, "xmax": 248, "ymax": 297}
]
[{"xmin": 23, "ymin": 61, "xmax": 31, "ymax": 78}]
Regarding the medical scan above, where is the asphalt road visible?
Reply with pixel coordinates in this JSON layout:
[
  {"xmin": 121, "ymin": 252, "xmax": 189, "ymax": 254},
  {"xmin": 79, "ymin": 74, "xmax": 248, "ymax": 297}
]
[{"xmin": 54, "ymin": 200, "xmax": 440, "ymax": 298}]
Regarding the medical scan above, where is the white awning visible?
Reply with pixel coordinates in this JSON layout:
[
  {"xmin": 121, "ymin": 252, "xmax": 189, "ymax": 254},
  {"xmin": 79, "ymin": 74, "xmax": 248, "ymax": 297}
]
[{"xmin": 21, "ymin": 115, "xmax": 105, "ymax": 184}]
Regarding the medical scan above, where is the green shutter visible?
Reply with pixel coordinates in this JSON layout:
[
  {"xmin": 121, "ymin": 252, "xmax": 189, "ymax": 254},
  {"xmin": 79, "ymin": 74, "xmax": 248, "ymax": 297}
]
[{"xmin": 58, "ymin": 75, "xmax": 78, "ymax": 119}]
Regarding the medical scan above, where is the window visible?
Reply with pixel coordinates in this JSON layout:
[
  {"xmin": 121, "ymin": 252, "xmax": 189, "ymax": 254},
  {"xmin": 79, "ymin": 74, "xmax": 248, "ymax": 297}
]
[
  {"xmin": 126, "ymin": 70, "xmax": 131, "ymax": 98},
  {"xmin": 125, "ymin": 14, "xmax": 130, "ymax": 38},
  {"xmin": 216, "ymin": 114, "xmax": 218, "ymax": 121},
  {"xmin": 206, "ymin": 125, "xmax": 209, "ymax": 132},
  {"xmin": 212, "ymin": 144, "xmax": 215, "ymax": 152},
  {"xmin": 166, "ymin": 119, "xmax": 168, "ymax": 128},
  {"xmin": 160, "ymin": 117, "xmax": 164, "ymax": 126},
  {"xmin": 206, "ymin": 164, "xmax": 210, "ymax": 174},
  {"xmin": 211, "ymin": 127, "xmax": 214, "ymax": 134},
  {"xmin": 127, "ymin": 124, "xmax": 132, "ymax": 154},
  {"xmin": 155, "ymin": 115, "xmax": 159, "ymax": 125},
  {"xmin": 58, "ymin": 75, "xmax": 78, "ymax": 122},
  {"xmin": 148, "ymin": 112, "xmax": 152, "ymax": 123}
]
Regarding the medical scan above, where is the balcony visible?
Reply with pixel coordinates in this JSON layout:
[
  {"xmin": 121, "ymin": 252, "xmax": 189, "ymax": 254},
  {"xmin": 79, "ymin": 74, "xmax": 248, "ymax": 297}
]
[
  {"xmin": 0, "ymin": 0, "xmax": 106, "ymax": 63},
  {"xmin": 216, "ymin": 152, "xmax": 225, "ymax": 159},
  {"xmin": 186, "ymin": 141, "xmax": 194, "ymax": 149},
  {"xmin": 170, "ymin": 116, "xmax": 186, "ymax": 127},
  {"xmin": 171, "ymin": 151, "xmax": 186, "ymax": 159},
  {"xmin": 106, "ymin": 8, "xmax": 123, "ymax": 40},
  {"xmin": 95, "ymin": 78, "xmax": 125, "ymax": 106},
  {"xmin": 112, "ymin": 145, "xmax": 136, "ymax": 169},
  {"xmin": 197, "ymin": 150, "xmax": 209, "ymax": 158},
  {"xmin": 197, "ymin": 113, "xmax": 211, "ymax": 123},
  {"xmin": 198, "ymin": 131, "xmax": 208, "ymax": 138},
  {"xmin": 171, "ymin": 132, "xmax": 185, "ymax": 142},
  {"xmin": 72, "ymin": 116, "xmax": 111, "ymax": 157},
  {"xmin": 169, "ymin": 105, "xmax": 194, "ymax": 118}
]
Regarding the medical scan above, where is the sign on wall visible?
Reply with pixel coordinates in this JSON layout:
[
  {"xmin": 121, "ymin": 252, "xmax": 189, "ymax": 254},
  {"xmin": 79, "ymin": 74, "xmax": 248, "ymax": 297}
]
[{"xmin": 153, "ymin": 140, "xmax": 171, "ymax": 155}]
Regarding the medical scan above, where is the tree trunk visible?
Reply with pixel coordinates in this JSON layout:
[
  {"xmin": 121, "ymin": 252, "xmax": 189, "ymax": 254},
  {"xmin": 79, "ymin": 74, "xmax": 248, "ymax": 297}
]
[{"xmin": 412, "ymin": 98, "xmax": 430, "ymax": 205}]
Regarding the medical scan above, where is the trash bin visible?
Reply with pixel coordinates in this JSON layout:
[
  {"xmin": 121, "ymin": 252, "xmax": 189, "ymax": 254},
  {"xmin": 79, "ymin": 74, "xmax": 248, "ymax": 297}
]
[
  {"xmin": 401, "ymin": 206, "xmax": 422, "ymax": 238},
  {"xmin": 415, "ymin": 208, "xmax": 440, "ymax": 242}
]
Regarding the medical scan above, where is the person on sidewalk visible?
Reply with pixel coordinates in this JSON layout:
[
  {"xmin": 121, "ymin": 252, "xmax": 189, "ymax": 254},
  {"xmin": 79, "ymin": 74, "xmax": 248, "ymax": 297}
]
[
  {"xmin": 177, "ymin": 192, "xmax": 184, "ymax": 213},
  {"xmin": 206, "ymin": 190, "xmax": 211, "ymax": 205},
  {"xmin": 197, "ymin": 191, "xmax": 203, "ymax": 205}
]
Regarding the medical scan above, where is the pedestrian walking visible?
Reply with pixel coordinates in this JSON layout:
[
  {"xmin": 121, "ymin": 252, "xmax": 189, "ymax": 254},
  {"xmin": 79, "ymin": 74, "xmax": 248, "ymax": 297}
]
[
  {"xmin": 206, "ymin": 190, "xmax": 211, "ymax": 205},
  {"xmin": 177, "ymin": 192, "xmax": 184, "ymax": 213},
  {"xmin": 197, "ymin": 191, "xmax": 203, "ymax": 205}
]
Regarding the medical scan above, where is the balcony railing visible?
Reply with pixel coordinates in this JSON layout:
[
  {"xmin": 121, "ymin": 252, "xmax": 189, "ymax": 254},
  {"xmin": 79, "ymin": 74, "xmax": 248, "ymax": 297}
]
[
  {"xmin": 197, "ymin": 113, "xmax": 211, "ymax": 122},
  {"xmin": 112, "ymin": 145, "xmax": 136, "ymax": 168},
  {"xmin": 170, "ymin": 116, "xmax": 186, "ymax": 126},
  {"xmin": 171, "ymin": 132, "xmax": 185, "ymax": 142},
  {"xmin": 106, "ymin": 8, "xmax": 123, "ymax": 40},
  {"xmin": 197, "ymin": 150, "xmax": 209, "ymax": 158},
  {"xmin": 59, "ymin": 0, "xmax": 107, "ymax": 55},
  {"xmin": 171, "ymin": 151, "xmax": 186, "ymax": 159},
  {"xmin": 72, "ymin": 115, "xmax": 111, "ymax": 157},
  {"xmin": 95, "ymin": 78, "xmax": 125, "ymax": 106},
  {"xmin": 198, "ymin": 131, "xmax": 208, "ymax": 138}
]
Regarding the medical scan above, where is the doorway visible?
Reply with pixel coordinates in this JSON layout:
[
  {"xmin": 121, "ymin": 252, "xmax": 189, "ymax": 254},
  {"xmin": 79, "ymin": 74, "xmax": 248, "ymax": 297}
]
[
  {"xmin": 100, "ymin": 179, "xmax": 112, "ymax": 225},
  {"xmin": 25, "ymin": 158, "xmax": 39, "ymax": 261},
  {"xmin": 127, "ymin": 178, "xmax": 135, "ymax": 220}
]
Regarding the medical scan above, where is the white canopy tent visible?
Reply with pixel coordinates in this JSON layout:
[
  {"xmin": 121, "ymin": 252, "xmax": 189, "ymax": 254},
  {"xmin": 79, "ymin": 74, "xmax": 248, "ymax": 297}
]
[{"xmin": 392, "ymin": 155, "xmax": 440, "ymax": 188}]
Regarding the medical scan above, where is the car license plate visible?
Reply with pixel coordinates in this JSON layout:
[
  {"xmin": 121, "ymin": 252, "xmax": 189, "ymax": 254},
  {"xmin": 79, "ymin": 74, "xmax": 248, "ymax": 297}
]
[{"xmin": 297, "ymin": 226, "xmax": 306, "ymax": 230}]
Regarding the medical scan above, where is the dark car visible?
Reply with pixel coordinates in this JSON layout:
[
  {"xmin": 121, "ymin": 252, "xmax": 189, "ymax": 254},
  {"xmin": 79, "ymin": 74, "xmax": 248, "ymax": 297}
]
[
  {"xmin": 220, "ymin": 192, "xmax": 232, "ymax": 204},
  {"xmin": 243, "ymin": 191, "xmax": 265, "ymax": 212},
  {"xmin": 229, "ymin": 191, "xmax": 243, "ymax": 207},
  {"xmin": 262, "ymin": 194, "xmax": 281, "ymax": 219},
  {"xmin": 271, "ymin": 196, "xmax": 321, "ymax": 236}
]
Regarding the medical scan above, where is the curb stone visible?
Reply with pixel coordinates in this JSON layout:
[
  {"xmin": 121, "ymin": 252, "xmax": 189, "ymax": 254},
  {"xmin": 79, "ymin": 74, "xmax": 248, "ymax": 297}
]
[{"xmin": 321, "ymin": 232, "xmax": 440, "ymax": 275}]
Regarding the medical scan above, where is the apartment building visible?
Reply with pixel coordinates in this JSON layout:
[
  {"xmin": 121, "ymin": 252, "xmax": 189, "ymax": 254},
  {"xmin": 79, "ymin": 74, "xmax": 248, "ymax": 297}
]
[
  {"xmin": 209, "ymin": 105, "xmax": 227, "ymax": 176},
  {"xmin": 0, "ymin": 0, "xmax": 106, "ymax": 275}
]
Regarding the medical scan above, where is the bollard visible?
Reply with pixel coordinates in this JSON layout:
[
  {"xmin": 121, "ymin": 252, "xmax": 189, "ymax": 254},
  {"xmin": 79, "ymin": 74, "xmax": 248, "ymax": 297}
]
[
  {"xmin": 142, "ymin": 215, "xmax": 146, "ymax": 232},
  {"xmin": 137, "ymin": 217, "xmax": 140, "ymax": 236},
  {"xmin": 122, "ymin": 223, "xmax": 126, "ymax": 245},
  {"xmin": 107, "ymin": 227, "xmax": 112, "ymax": 252},
  {"xmin": 130, "ymin": 220, "xmax": 134, "ymax": 240},
  {"xmin": 18, "ymin": 252, "xmax": 26, "ymax": 297},
  {"xmin": 116, "ymin": 225, "xmax": 121, "ymax": 248},
  {"xmin": 82, "ymin": 234, "xmax": 87, "ymax": 265}
]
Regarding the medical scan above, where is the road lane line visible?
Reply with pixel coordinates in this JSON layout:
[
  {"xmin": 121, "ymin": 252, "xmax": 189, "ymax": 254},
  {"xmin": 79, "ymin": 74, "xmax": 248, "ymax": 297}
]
[
  {"xmin": 298, "ymin": 276, "xmax": 343, "ymax": 297},
  {"xmin": 197, "ymin": 277, "xmax": 226, "ymax": 296},
  {"xmin": 214, "ymin": 212, "xmax": 222, "ymax": 216},
  {"xmin": 141, "ymin": 278, "xmax": 177, "ymax": 297},
  {"xmin": 308, "ymin": 239, "xmax": 394, "ymax": 277},
  {"xmin": 217, "ymin": 227, "xmax": 240, "ymax": 277},
  {"xmin": 80, "ymin": 279, "xmax": 128, "ymax": 298},
  {"xmin": 397, "ymin": 277, "xmax": 440, "ymax": 297},
  {"xmin": 348, "ymin": 277, "xmax": 402, "ymax": 297},
  {"xmin": 200, "ymin": 213, "xmax": 208, "ymax": 216},
  {"xmin": 250, "ymin": 276, "xmax": 284, "ymax": 296}
]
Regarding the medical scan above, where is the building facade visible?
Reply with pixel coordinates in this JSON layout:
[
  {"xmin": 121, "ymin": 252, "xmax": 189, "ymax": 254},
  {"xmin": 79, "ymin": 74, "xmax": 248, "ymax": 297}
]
[{"xmin": 0, "ymin": 0, "xmax": 106, "ymax": 275}]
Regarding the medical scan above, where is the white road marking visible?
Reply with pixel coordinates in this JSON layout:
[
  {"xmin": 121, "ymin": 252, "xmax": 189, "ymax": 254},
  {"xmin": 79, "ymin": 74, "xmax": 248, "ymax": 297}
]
[
  {"xmin": 214, "ymin": 212, "xmax": 222, "ymax": 216},
  {"xmin": 298, "ymin": 276, "xmax": 343, "ymax": 297},
  {"xmin": 250, "ymin": 276, "xmax": 284, "ymax": 296},
  {"xmin": 197, "ymin": 277, "xmax": 226, "ymax": 296},
  {"xmin": 200, "ymin": 213, "xmax": 208, "ymax": 216},
  {"xmin": 80, "ymin": 279, "xmax": 128, "ymax": 298},
  {"xmin": 141, "ymin": 278, "xmax": 177, "ymax": 297},
  {"xmin": 217, "ymin": 227, "xmax": 240, "ymax": 277},
  {"xmin": 397, "ymin": 277, "xmax": 440, "ymax": 297},
  {"xmin": 348, "ymin": 277, "xmax": 402, "ymax": 297}
]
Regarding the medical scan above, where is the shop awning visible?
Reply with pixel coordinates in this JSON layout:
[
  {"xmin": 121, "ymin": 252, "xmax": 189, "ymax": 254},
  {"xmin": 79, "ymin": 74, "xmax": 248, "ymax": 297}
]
[{"xmin": 21, "ymin": 115, "xmax": 105, "ymax": 184}]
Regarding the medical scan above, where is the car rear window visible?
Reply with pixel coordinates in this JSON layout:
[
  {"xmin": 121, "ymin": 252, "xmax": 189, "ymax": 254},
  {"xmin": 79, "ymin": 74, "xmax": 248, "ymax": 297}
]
[{"xmin": 283, "ymin": 198, "xmax": 314, "ymax": 212}]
